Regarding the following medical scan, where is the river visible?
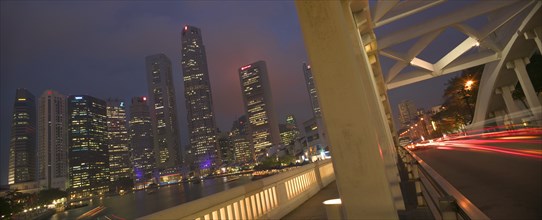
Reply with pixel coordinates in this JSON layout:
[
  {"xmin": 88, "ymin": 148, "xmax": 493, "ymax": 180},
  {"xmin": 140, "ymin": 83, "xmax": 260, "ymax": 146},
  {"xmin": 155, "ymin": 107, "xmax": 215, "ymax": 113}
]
[{"xmin": 50, "ymin": 175, "xmax": 252, "ymax": 219}]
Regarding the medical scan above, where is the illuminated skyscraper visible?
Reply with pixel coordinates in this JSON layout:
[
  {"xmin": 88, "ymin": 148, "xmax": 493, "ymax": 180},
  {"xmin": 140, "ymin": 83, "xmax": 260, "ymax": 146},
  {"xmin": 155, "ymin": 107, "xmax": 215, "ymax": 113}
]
[
  {"xmin": 68, "ymin": 95, "xmax": 109, "ymax": 198},
  {"xmin": 8, "ymin": 89, "xmax": 37, "ymax": 187},
  {"xmin": 145, "ymin": 54, "xmax": 181, "ymax": 174},
  {"xmin": 279, "ymin": 115, "xmax": 300, "ymax": 145},
  {"xmin": 129, "ymin": 96, "xmax": 155, "ymax": 188},
  {"xmin": 181, "ymin": 25, "xmax": 219, "ymax": 171},
  {"xmin": 303, "ymin": 63, "xmax": 321, "ymax": 117},
  {"xmin": 38, "ymin": 90, "xmax": 68, "ymax": 190},
  {"xmin": 106, "ymin": 99, "xmax": 132, "ymax": 191},
  {"xmin": 238, "ymin": 61, "xmax": 280, "ymax": 160},
  {"xmin": 230, "ymin": 115, "xmax": 251, "ymax": 163}
]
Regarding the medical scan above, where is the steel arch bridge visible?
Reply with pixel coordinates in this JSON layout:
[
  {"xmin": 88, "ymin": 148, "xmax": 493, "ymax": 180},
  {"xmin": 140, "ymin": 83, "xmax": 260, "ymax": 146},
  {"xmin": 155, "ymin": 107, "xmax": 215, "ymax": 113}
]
[{"xmin": 296, "ymin": 0, "xmax": 541, "ymax": 218}]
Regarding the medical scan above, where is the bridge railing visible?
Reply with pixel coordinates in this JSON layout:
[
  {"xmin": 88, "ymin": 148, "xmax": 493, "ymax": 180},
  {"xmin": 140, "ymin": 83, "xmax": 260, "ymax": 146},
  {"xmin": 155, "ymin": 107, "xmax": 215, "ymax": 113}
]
[
  {"xmin": 138, "ymin": 159, "xmax": 334, "ymax": 220},
  {"xmin": 398, "ymin": 147, "xmax": 490, "ymax": 220}
]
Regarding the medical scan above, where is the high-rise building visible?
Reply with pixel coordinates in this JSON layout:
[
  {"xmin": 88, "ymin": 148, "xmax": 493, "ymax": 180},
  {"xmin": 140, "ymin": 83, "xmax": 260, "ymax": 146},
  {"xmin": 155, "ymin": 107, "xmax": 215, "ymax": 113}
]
[
  {"xmin": 106, "ymin": 99, "xmax": 132, "ymax": 192},
  {"xmin": 68, "ymin": 95, "xmax": 109, "ymax": 199},
  {"xmin": 129, "ymin": 97, "xmax": 155, "ymax": 189},
  {"xmin": 38, "ymin": 90, "xmax": 68, "ymax": 190},
  {"xmin": 181, "ymin": 25, "xmax": 219, "ymax": 172},
  {"xmin": 279, "ymin": 115, "xmax": 300, "ymax": 145},
  {"xmin": 303, "ymin": 116, "xmax": 328, "ymax": 161},
  {"xmin": 303, "ymin": 63, "xmax": 321, "ymax": 117},
  {"xmin": 398, "ymin": 100, "xmax": 417, "ymax": 128},
  {"xmin": 238, "ymin": 61, "xmax": 280, "ymax": 160},
  {"xmin": 230, "ymin": 115, "xmax": 252, "ymax": 163},
  {"xmin": 145, "ymin": 54, "xmax": 181, "ymax": 175},
  {"xmin": 217, "ymin": 133, "xmax": 233, "ymax": 165},
  {"xmin": 8, "ymin": 89, "xmax": 37, "ymax": 187}
]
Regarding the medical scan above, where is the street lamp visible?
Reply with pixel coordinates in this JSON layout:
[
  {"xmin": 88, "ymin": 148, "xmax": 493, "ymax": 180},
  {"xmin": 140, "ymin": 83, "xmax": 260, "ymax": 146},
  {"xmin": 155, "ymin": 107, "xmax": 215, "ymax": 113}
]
[{"xmin": 462, "ymin": 79, "xmax": 475, "ymax": 124}]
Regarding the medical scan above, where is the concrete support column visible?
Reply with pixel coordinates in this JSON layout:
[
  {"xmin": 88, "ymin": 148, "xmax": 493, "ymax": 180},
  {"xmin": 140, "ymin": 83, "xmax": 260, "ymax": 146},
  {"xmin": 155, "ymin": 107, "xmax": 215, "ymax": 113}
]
[
  {"xmin": 506, "ymin": 58, "xmax": 542, "ymax": 121},
  {"xmin": 495, "ymin": 85, "xmax": 520, "ymax": 114},
  {"xmin": 524, "ymin": 26, "xmax": 542, "ymax": 53},
  {"xmin": 296, "ymin": 1, "xmax": 399, "ymax": 219}
]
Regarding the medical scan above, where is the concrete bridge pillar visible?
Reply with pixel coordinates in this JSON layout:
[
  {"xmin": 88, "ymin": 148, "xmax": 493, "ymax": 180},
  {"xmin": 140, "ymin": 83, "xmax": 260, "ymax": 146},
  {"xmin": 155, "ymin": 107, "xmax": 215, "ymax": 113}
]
[
  {"xmin": 506, "ymin": 58, "xmax": 542, "ymax": 122},
  {"xmin": 524, "ymin": 26, "xmax": 542, "ymax": 53},
  {"xmin": 495, "ymin": 85, "xmax": 520, "ymax": 123},
  {"xmin": 296, "ymin": 1, "xmax": 400, "ymax": 219}
]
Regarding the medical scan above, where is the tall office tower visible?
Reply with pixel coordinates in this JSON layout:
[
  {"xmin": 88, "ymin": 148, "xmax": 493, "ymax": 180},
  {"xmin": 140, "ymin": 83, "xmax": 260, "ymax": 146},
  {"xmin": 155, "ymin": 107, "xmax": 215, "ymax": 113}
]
[
  {"xmin": 398, "ymin": 100, "xmax": 417, "ymax": 128},
  {"xmin": 145, "ymin": 54, "xmax": 181, "ymax": 175},
  {"xmin": 8, "ymin": 89, "xmax": 37, "ymax": 187},
  {"xmin": 38, "ymin": 90, "xmax": 67, "ymax": 190},
  {"xmin": 230, "ymin": 115, "xmax": 252, "ymax": 163},
  {"xmin": 68, "ymin": 95, "xmax": 109, "ymax": 198},
  {"xmin": 106, "ymin": 99, "xmax": 132, "ymax": 191},
  {"xmin": 303, "ymin": 63, "xmax": 321, "ymax": 117},
  {"xmin": 279, "ymin": 115, "xmax": 300, "ymax": 145},
  {"xmin": 217, "ymin": 133, "xmax": 233, "ymax": 165},
  {"xmin": 181, "ymin": 25, "xmax": 219, "ymax": 171},
  {"xmin": 238, "ymin": 61, "xmax": 280, "ymax": 160},
  {"xmin": 129, "ymin": 97, "xmax": 155, "ymax": 188}
]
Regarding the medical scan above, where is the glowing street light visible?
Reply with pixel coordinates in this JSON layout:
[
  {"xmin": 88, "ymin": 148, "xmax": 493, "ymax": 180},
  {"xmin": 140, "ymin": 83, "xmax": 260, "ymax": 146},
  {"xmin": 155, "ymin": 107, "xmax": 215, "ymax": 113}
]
[{"xmin": 464, "ymin": 80, "xmax": 474, "ymax": 90}]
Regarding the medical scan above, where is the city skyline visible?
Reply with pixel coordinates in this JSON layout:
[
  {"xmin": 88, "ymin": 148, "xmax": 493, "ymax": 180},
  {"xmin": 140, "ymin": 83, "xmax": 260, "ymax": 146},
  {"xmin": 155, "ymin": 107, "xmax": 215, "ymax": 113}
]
[{"xmin": 0, "ymin": 1, "xmax": 458, "ymax": 185}]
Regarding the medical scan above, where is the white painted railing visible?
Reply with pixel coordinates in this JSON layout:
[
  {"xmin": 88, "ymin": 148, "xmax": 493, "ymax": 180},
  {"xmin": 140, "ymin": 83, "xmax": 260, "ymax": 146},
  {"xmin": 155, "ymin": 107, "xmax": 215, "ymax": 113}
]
[{"xmin": 138, "ymin": 159, "xmax": 335, "ymax": 220}]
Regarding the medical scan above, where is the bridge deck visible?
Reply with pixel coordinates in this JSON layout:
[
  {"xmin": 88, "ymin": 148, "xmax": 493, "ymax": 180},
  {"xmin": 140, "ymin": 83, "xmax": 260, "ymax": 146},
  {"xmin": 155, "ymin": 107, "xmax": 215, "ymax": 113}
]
[{"xmin": 282, "ymin": 181, "xmax": 433, "ymax": 220}]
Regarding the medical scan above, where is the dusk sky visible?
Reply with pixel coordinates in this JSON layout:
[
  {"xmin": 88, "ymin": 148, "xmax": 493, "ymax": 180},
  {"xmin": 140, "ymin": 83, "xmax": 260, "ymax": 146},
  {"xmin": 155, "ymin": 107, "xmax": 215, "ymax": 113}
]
[{"xmin": 0, "ymin": 1, "xmax": 459, "ymax": 185}]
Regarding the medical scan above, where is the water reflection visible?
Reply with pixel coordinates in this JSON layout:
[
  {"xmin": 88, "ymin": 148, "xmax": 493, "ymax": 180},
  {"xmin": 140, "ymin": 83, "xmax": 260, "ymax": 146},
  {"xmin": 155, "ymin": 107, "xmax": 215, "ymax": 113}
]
[{"xmin": 50, "ymin": 175, "xmax": 252, "ymax": 219}]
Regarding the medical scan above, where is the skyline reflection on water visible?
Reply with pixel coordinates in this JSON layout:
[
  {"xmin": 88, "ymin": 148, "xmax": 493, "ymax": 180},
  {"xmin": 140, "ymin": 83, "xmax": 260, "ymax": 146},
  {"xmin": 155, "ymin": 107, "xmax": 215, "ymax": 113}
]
[{"xmin": 50, "ymin": 175, "xmax": 252, "ymax": 220}]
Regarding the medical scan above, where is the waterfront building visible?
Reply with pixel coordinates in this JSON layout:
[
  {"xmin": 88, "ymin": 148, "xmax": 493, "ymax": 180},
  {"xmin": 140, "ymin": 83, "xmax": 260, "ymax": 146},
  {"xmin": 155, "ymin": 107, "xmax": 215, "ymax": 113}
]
[
  {"xmin": 238, "ymin": 61, "xmax": 280, "ymax": 160},
  {"xmin": 37, "ymin": 90, "xmax": 68, "ymax": 190},
  {"xmin": 181, "ymin": 25, "xmax": 219, "ymax": 172},
  {"xmin": 8, "ymin": 89, "xmax": 37, "ymax": 191},
  {"xmin": 67, "ymin": 95, "xmax": 109, "ymax": 199},
  {"xmin": 145, "ymin": 54, "xmax": 182, "ymax": 177},
  {"xmin": 106, "ymin": 99, "xmax": 132, "ymax": 191}
]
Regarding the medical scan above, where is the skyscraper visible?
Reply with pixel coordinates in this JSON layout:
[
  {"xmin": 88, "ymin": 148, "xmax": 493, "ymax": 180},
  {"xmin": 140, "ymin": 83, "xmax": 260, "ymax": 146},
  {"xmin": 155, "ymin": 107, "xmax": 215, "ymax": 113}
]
[
  {"xmin": 145, "ymin": 54, "xmax": 181, "ymax": 175},
  {"xmin": 106, "ymin": 99, "xmax": 132, "ymax": 191},
  {"xmin": 230, "ymin": 115, "xmax": 252, "ymax": 163},
  {"xmin": 279, "ymin": 115, "xmax": 300, "ymax": 146},
  {"xmin": 129, "ymin": 96, "xmax": 155, "ymax": 188},
  {"xmin": 68, "ymin": 95, "xmax": 109, "ymax": 199},
  {"xmin": 398, "ymin": 100, "xmax": 417, "ymax": 128},
  {"xmin": 38, "ymin": 90, "xmax": 68, "ymax": 190},
  {"xmin": 181, "ymin": 25, "xmax": 219, "ymax": 172},
  {"xmin": 238, "ymin": 61, "xmax": 280, "ymax": 160},
  {"xmin": 8, "ymin": 89, "xmax": 37, "ymax": 187},
  {"xmin": 303, "ymin": 63, "xmax": 321, "ymax": 117}
]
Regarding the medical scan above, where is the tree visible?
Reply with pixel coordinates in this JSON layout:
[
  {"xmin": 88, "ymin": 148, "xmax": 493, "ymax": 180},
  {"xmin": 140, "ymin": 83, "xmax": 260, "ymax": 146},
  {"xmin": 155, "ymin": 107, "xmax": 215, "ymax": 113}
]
[
  {"xmin": 36, "ymin": 189, "xmax": 68, "ymax": 205},
  {"xmin": 432, "ymin": 65, "xmax": 484, "ymax": 133}
]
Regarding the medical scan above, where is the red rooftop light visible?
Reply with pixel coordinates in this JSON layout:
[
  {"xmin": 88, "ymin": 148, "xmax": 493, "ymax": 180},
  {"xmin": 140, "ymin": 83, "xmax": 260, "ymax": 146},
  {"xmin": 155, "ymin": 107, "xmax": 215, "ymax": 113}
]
[
  {"xmin": 184, "ymin": 26, "xmax": 188, "ymax": 31},
  {"xmin": 241, "ymin": 65, "xmax": 252, "ymax": 71},
  {"xmin": 143, "ymin": 97, "xmax": 147, "ymax": 101}
]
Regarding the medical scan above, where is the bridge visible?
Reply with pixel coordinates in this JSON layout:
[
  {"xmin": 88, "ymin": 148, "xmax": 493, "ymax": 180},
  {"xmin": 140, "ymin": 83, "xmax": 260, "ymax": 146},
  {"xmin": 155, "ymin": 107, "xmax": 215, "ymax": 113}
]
[{"xmin": 139, "ymin": 1, "xmax": 542, "ymax": 219}]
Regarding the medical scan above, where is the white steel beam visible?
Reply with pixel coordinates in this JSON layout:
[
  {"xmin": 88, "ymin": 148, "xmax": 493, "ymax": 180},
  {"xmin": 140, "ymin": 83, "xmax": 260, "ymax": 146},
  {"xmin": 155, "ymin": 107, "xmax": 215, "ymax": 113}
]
[
  {"xmin": 378, "ymin": 0, "xmax": 518, "ymax": 49},
  {"xmin": 387, "ymin": 70, "xmax": 433, "ymax": 90},
  {"xmin": 441, "ymin": 51, "xmax": 500, "ymax": 75},
  {"xmin": 385, "ymin": 30, "xmax": 442, "ymax": 83},
  {"xmin": 410, "ymin": 57, "xmax": 434, "ymax": 72},
  {"xmin": 480, "ymin": 1, "xmax": 534, "ymax": 40},
  {"xmin": 380, "ymin": 50, "xmax": 408, "ymax": 62},
  {"xmin": 433, "ymin": 37, "xmax": 478, "ymax": 71},
  {"xmin": 386, "ymin": 62, "xmax": 408, "ymax": 83},
  {"xmin": 374, "ymin": 0, "xmax": 446, "ymax": 28},
  {"xmin": 453, "ymin": 24, "xmax": 501, "ymax": 52},
  {"xmin": 372, "ymin": 0, "xmax": 399, "ymax": 24}
]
